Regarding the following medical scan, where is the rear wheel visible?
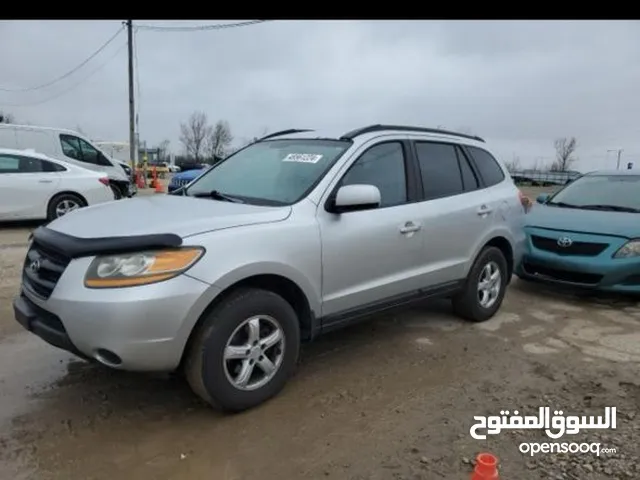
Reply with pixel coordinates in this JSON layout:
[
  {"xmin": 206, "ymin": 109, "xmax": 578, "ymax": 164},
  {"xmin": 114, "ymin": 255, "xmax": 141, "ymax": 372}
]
[
  {"xmin": 185, "ymin": 288, "xmax": 300, "ymax": 412},
  {"xmin": 46, "ymin": 193, "xmax": 84, "ymax": 221},
  {"xmin": 452, "ymin": 246, "xmax": 508, "ymax": 322}
]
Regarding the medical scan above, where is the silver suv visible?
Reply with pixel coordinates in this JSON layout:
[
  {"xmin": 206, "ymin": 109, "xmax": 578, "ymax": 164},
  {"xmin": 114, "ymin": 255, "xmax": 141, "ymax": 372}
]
[{"xmin": 13, "ymin": 125, "xmax": 526, "ymax": 411}]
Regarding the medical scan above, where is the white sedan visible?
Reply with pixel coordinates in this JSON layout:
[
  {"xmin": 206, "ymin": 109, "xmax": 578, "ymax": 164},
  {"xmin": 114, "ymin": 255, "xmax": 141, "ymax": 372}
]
[{"xmin": 0, "ymin": 148, "xmax": 115, "ymax": 222}]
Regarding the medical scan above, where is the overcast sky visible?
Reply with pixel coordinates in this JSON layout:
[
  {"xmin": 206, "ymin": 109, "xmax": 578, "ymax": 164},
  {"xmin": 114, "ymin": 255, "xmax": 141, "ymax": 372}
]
[{"xmin": 1, "ymin": 20, "xmax": 639, "ymax": 170}]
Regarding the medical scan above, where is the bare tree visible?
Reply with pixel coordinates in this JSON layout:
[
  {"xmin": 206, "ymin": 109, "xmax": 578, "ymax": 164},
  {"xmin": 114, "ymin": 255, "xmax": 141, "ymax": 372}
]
[
  {"xmin": 0, "ymin": 111, "xmax": 15, "ymax": 123},
  {"xmin": 551, "ymin": 137, "xmax": 577, "ymax": 172},
  {"xmin": 179, "ymin": 111, "xmax": 211, "ymax": 161},
  {"xmin": 504, "ymin": 155, "xmax": 521, "ymax": 173},
  {"xmin": 207, "ymin": 120, "xmax": 233, "ymax": 159},
  {"xmin": 158, "ymin": 139, "xmax": 171, "ymax": 160}
]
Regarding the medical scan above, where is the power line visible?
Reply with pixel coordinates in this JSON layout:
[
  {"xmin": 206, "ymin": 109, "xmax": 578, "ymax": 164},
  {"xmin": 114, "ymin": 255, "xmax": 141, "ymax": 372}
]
[
  {"xmin": 135, "ymin": 20, "xmax": 271, "ymax": 32},
  {"xmin": 1, "ymin": 42, "xmax": 127, "ymax": 107},
  {"xmin": 0, "ymin": 25, "xmax": 124, "ymax": 92}
]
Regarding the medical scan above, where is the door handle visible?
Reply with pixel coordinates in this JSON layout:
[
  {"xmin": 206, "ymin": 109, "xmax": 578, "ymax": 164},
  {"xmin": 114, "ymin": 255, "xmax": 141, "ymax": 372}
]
[
  {"xmin": 38, "ymin": 179, "xmax": 53, "ymax": 183},
  {"xmin": 399, "ymin": 221, "xmax": 422, "ymax": 234},
  {"xmin": 477, "ymin": 204, "xmax": 493, "ymax": 215}
]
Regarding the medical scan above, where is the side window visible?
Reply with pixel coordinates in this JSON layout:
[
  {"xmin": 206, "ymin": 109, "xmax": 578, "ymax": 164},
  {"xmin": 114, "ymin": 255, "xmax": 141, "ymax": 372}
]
[
  {"xmin": 60, "ymin": 134, "xmax": 83, "ymax": 161},
  {"xmin": 466, "ymin": 146, "xmax": 505, "ymax": 187},
  {"xmin": 42, "ymin": 160, "xmax": 66, "ymax": 172},
  {"xmin": 19, "ymin": 156, "xmax": 45, "ymax": 173},
  {"xmin": 456, "ymin": 147, "xmax": 480, "ymax": 191},
  {"xmin": 77, "ymin": 138, "xmax": 102, "ymax": 165},
  {"xmin": 340, "ymin": 142, "xmax": 407, "ymax": 208},
  {"xmin": 414, "ymin": 142, "xmax": 464, "ymax": 200},
  {"xmin": 0, "ymin": 155, "xmax": 20, "ymax": 173}
]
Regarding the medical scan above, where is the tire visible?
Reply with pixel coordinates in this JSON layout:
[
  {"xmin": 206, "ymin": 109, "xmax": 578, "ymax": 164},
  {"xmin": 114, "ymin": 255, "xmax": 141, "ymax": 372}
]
[
  {"xmin": 452, "ymin": 246, "xmax": 509, "ymax": 322},
  {"xmin": 110, "ymin": 184, "xmax": 123, "ymax": 200},
  {"xmin": 46, "ymin": 193, "xmax": 85, "ymax": 221},
  {"xmin": 184, "ymin": 288, "xmax": 301, "ymax": 412}
]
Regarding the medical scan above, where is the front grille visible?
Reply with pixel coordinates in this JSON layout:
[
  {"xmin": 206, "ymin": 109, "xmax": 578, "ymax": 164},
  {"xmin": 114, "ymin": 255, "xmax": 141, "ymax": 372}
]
[
  {"xmin": 522, "ymin": 261, "xmax": 603, "ymax": 285},
  {"xmin": 531, "ymin": 235, "xmax": 608, "ymax": 256},
  {"xmin": 22, "ymin": 241, "xmax": 71, "ymax": 299}
]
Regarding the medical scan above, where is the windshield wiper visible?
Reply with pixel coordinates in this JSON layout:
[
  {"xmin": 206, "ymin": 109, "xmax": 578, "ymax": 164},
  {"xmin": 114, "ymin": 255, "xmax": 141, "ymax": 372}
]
[
  {"xmin": 546, "ymin": 201, "xmax": 580, "ymax": 208},
  {"xmin": 579, "ymin": 204, "xmax": 640, "ymax": 213},
  {"xmin": 190, "ymin": 190, "xmax": 244, "ymax": 203}
]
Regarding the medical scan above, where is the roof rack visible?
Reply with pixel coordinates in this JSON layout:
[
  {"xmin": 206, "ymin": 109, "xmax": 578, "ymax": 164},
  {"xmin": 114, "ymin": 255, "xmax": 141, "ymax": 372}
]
[
  {"xmin": 257, "ymin": 129, "xmax": 314, "ymax": 142},
  {"xmin": 339, "ymin": 124, "xmax": 485, "ymax": 143}
]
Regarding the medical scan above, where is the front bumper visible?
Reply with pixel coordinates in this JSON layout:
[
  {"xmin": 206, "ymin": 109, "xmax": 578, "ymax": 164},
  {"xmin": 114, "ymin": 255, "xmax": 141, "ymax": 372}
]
[
  {"xmin": 515, "ymin": 229, "xmax": 640, "ymax": 293},
  {"xmin": 14, "ymin": 256, "xmax": 217, "ymax": 371}
]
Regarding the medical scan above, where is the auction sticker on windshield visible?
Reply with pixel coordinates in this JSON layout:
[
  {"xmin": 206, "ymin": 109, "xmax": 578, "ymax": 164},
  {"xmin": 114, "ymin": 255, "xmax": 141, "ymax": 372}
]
[{"xmin": 282, "ymin": 153, "xmax": 323, "ymax": 164}]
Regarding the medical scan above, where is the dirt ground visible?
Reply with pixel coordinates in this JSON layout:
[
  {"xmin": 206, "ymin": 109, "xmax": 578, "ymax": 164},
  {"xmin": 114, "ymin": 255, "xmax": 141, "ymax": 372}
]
[{"xmin": 1, "ymin": 187, "xmax": 639, "ymax": 480}]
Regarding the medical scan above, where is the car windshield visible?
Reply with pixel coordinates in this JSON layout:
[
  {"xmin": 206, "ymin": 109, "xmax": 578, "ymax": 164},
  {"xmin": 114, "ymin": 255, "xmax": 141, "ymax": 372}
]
[
  {"xmin": 185, "ymin": 139, "xmax": 351, "ymax": 205},
  {"xmin": 548, "ymin": 174, "xmax": 640, "ymax": 212}
]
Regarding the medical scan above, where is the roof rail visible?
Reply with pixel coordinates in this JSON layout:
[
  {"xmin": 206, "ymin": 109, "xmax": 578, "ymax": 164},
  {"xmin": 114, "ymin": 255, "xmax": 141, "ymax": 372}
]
[
  {"xmin": 340, "ymin": 124, "xmax": 485, "ymax": 143},
  {"xmin": 257, "ymin": 129, "xmax": 314, "ymax": 142}
]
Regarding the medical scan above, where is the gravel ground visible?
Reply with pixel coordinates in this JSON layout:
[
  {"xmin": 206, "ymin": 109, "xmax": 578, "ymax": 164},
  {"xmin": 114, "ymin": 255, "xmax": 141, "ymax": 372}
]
[{"xmin": 0, "ymin": 185, "xmax": 638, "ymax": 480}]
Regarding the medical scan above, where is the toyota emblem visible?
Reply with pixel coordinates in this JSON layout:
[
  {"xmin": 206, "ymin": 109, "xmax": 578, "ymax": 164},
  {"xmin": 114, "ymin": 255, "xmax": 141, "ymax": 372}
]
[
  {"xmin": 29, "ymin": 259, "xmax": 41, "ymax": 273},
  {"xmin": 557, "ymin": 236, "xmax": 573, "ymax": 248}
]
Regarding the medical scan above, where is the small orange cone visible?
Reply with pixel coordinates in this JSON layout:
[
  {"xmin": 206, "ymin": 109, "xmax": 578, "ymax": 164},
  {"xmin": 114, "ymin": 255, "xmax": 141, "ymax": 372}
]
[
  {"xmin": 154, "ymin": 178, "xmax": 164, "ymax": 193},
  {"xmin": 471, "ymin": 453, "xmax": 499, "ymax": 480}
]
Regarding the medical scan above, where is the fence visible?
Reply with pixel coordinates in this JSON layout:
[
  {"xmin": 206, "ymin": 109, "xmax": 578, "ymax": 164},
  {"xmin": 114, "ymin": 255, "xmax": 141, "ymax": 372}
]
[{"xmin": 509, "ymin": 170, "xmax": 581, "ymax": 186}]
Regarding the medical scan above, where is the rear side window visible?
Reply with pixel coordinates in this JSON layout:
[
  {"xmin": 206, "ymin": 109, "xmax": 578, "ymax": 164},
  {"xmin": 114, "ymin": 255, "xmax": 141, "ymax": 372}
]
[
  {"xmin": 466, "ymin": 146, "xmax": 505, "ymax": 187},
  {"xmin": 414, "ymin": 142, "xmax": 464, "ymax": 200},
  {"xmin": 42, "ymin": 160, "xmax": 66, "ymax": 172}
]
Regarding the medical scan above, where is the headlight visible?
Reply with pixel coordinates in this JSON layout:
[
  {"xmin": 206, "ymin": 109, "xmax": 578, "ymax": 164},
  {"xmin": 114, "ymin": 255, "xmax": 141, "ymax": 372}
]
[
  {"xmin": 84, "ymin": 247, "xmax": 204, "ymax": 288},
  {"xmin": 613, "ymin": 239, "xmax": 640, "ymax": 259}
]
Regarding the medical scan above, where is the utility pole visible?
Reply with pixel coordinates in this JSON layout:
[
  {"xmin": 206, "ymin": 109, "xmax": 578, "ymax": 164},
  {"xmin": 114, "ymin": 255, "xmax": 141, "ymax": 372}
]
[
  {"xmin": 607, "ymin": 149, "xmax": 623, "ymax": 170},
  {"xmin": 126, "ymin": 20, "xmax": 136, "ymax": 175}
]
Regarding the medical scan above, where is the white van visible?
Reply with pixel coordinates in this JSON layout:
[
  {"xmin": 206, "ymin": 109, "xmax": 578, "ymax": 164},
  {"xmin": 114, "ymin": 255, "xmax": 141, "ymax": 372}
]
[{"xmin": 0, "ymin": 124, "xmax": 134, "ymax": 199}]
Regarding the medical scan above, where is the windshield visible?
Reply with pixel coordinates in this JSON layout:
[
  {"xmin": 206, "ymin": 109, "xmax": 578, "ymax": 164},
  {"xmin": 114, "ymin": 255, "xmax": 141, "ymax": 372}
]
[
  {"xmin": 548, "ymin": 174, "xmax": 640, "ymax": 211},
  {"xmin": 185, "ymin": 139, "xmax": 351, "ymax": 205}
]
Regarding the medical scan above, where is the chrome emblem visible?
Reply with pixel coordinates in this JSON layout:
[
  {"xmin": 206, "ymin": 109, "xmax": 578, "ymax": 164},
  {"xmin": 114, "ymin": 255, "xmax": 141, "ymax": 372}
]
[
  {"xmin": 29, "ymin": 259, "xmax": 41, "ymax": 273},
  {"xmin": 557, "ymin": 236, "xmax": 573, "ymax": 248}
]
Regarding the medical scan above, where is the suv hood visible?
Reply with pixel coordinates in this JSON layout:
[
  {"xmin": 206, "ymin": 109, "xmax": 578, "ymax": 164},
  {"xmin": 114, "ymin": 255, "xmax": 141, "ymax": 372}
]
[
  {"xmin": 48, "ymin": 195, "xmax": 291, "ymax": 239},
  {"xmin": 527, "ymin": 204, "xmax": 639, "ymax": 238}
]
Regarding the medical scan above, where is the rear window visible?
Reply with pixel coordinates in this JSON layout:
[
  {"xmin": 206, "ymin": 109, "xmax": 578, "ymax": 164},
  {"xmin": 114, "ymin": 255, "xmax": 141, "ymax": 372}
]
[{"xmin": 466, "ymin": 146, "xmax": 505, "ymax": 187}]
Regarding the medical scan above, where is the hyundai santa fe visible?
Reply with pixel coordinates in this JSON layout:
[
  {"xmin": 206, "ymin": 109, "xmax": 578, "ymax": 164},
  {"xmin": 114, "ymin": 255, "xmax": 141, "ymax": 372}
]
[{"xmin": 14, "ymin": 124, "xmax": 526, "ymax": 411}]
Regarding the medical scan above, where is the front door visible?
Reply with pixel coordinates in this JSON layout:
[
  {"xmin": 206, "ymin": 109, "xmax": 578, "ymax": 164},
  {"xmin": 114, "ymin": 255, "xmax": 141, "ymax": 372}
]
[{"xmin": 318, "ymin": 140, "xmax": 424, "ymax": 325}]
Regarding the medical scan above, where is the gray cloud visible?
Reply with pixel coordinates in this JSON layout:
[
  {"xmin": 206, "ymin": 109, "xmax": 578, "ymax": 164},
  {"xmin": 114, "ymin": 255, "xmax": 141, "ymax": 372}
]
[{"xmin": 1, "ymin": 20, "xmax": 639, "ymax": 170}]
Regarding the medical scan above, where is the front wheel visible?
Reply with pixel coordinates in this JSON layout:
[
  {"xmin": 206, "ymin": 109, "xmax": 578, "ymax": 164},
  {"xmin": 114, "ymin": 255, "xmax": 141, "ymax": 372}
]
[
  {"xmin": 452, "ymin": 246, "xmax": 509, "ymax": 322},
  {"xmin": 110, "ymin": 184, "xmax": 123, "ymax": 200},
  {"xmin": 184, "ymin": 288, "xmax": 300, "ymax": 412}
]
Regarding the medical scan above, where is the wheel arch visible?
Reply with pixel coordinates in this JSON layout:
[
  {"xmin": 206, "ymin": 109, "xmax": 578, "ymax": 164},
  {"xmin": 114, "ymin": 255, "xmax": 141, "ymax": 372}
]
[
  {"xmin": 46, "ymin": 190, "xmax": 88, "ymax": 217},
  {"xmin": 179, "ymin": 271, "xmax": 319, "ymax": 370},
  {"xmin": 480, "ymin": 235, "xmax": 514, "ymax": 280}
]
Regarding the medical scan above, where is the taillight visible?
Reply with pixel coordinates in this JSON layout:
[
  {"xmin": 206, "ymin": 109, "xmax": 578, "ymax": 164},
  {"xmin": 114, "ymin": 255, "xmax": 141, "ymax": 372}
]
[
  {"xmin": 518, "ymin": 190, "xmax": 532, "ymax": 213},
  {"xmin": 99, "ymin": 177, "xmax": 110, "ymax": 187}
]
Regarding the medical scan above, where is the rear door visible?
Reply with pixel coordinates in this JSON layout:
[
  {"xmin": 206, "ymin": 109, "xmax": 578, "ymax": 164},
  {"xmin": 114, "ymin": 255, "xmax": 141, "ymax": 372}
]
[
  {"xmin": 410, "ymin": 140, "xmax": 491, "ymax": 284},
  {"xmin": 0, "ymin": 154, "xmax": 62, "ymax": 220}
]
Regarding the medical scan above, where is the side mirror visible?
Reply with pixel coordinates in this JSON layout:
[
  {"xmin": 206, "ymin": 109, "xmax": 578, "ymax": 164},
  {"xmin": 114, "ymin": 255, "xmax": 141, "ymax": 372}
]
[
  {"xmin": 536, "ymin": 193, "xmax": 550, "ymax": 204},
  {"xmin": 329, "ymin": 184, "xmax": 381, "ymax": 213}
]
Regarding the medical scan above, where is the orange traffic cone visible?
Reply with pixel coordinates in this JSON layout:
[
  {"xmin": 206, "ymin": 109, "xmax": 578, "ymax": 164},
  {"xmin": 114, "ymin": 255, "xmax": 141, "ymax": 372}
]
[
  {"xmin": 154, "ymin": 178, "xmax": 164, "ymax": 193},
  {"xmin": 471, "ymin": 453, "xmax": 499, "ymax": 480},
  {"xmin": 136, "ymin": 171, "xmax": 145, "ymax": 189}
]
